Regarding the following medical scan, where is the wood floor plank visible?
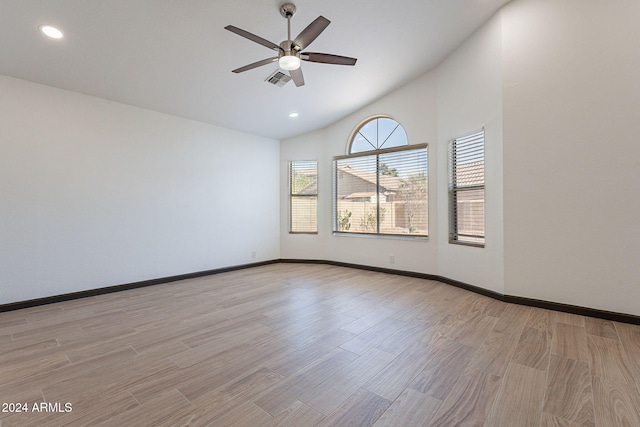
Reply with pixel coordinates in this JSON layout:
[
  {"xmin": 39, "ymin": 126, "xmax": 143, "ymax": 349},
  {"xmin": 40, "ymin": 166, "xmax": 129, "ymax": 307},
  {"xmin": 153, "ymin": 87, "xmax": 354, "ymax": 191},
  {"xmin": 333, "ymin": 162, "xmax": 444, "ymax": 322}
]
[
  {"xmin": 253, "ymin": 349, "xmax": 359, "ymax": 416},
  {"xmin": 0, "ymin": 352, "xmax": 71, "ymax": 384},
  {"xmin": 428, "ymin": 368, "xmax": 502, "ymax": 427},
  {"xmin": 162, "ymin": 367, "xmax": 286, "ymax": 426},
  {"xmin": 42, "ymin": 356, "xmax": 179, "ymax": 409},
  {"xmin": 168, "ymin": 341, "xmax": 251, "ymax": 370},
  {"xmin": 540, "ymin": 413, "xmax": 582, "ymax": 427},
  {"xmin": 269, "ymin": 401, "xmax": 325, "ymax": 427},
  {"xmin": 372, "ymin": 388, "xmax": 442, "ymax": 427},
  {"xmin": 466, "ymin": 329, "xmax": 520, "ymax": 377},
  {"xmin": 341, "ymin": 306, "xmax": 397, "ymax": 335},
  {"xmin": 316, "ymin": 388, "xmax": 391, "ymax": 427},
  {"xmin": 554, "ymin": 311, "xmax": 585, "ymax": 327},
  {"xmin": 374, "ymin": 321, "xmax": 434, "ymax": 355},
  {"xmin": 300, "ymin": 348, "xmax": 396, "ymax": 415},
  {"xmin": 0, "ymin": 338, "xmax": 59, "ymax": 365},
  {"xmin": 363, "ymin": 338, "xmax": 444, "ymax": 401},
  {"xmin": 340, "ymin": 317, "xmax": 407, "ymax": 355},
  {"xmin": 389, "ymin": 296, "xmax": 442, "ymax": 324},
  {"xmin": 263, "ymin": 329, "xmax": 355, "ymax": 377},
  {"xmin": 526, "ymin": 307, "xmax": 555, "ymax": 332},
  {"xmin": 443, "ymin": 312, "xmax": 498, "ymax": 348},
  {"xmin": 100, "ymin": 389, "xmax": 191, "ymax": 427},
  {"xmin": 193, "ymin": 367, "xmax": 285, "ymax": 408},
  {"xmin": 614, "ymin": 322, "xmax": 640, "ymax": 392},
  {"xmin": 587, "ymin": 335, "xmax": 636, "ymax": 386},
  {"xmin": 551, "ymin": 322, "xmax": 588, "ymax": 362},
  {"xmin": 493, "ymin": 303, "xmax": 531, "ymax": 335},
  {"xmin": 0, "ymin": 312, "xmax": 28, "ymax": 327},
  {"xmin": 542, "ymin": 355, "xmax": 595, "ymax": 426},
  {"xmin": 409, "ymin": 339, "xmax": 477, "ymax": 399},
  {"xmin": 285, "ymin": 314, "xmax": 359, "ymax": 349},
  {"xmin": 204, "ymin": 401, "xmax": 275, "ymax": 427},
  {"xmin": 176, "ymin": 343, "xmax": 289, "ymax": 403},
  {"xmin": 512, "ymin": 326, "xmax": 551, "ymax": 371},
  {"xmin": 454, "ymin": 294, "xmax": 493, "ymax": 319},
  {"xmin": 485, "ymin": 362, "xmax": 547, "ymax": 427},
  {"xmin": 584, "ymin": 317, "xmax": 618, "ymax": 339},
  {"xmin": 483, "ymin": 298, "xmax": 507, "ymax": 318},
  {"xmin": 592, "ymin": 376, "xmax": 640, "ymax": 427}
]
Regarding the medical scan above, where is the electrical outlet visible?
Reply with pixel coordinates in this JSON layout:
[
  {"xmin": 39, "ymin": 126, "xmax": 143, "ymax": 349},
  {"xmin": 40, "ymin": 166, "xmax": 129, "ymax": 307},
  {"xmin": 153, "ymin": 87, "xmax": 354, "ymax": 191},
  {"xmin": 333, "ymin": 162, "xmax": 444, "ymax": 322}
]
[
  {"xmin": 251, "ymin": 250, "xmax": 256, "ymax": 259},
  {"xmin": 389, "ymin": 254, "xmax": 395, "ymax": 264}
]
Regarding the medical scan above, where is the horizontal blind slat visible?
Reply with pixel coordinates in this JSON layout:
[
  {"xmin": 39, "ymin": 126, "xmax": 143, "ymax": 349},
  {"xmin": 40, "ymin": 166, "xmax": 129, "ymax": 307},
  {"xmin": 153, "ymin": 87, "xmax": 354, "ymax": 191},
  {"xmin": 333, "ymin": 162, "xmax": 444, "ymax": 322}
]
[{"xmin": 448, "ymin": 130, "xmax": 485, "ymax": 245}]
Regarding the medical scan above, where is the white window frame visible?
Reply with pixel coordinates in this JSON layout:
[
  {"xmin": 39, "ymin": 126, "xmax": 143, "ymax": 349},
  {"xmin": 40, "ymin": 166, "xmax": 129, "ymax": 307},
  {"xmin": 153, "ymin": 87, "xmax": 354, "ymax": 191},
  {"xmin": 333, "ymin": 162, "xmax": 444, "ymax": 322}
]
[
  {"xmin": 289, "ymin": 160, "xmax": 318, "ymax": 234},
  {"xmin": 448, "ymin": 129, "xmax": 485, "ymax": 247}
]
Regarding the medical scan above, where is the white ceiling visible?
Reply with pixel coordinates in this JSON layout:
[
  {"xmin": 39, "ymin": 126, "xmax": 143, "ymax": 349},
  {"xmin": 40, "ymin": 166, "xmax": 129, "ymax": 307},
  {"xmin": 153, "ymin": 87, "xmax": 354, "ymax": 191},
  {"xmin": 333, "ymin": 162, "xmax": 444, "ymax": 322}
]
[{"xmin": 0, "ymin": 0, "xmax": 511, "ymax": 140}]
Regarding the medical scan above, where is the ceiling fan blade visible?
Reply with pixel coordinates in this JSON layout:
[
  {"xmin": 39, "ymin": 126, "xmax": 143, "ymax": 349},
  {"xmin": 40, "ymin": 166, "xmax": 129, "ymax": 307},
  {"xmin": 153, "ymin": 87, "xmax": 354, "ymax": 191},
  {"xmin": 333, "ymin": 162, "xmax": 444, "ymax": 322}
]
[
  {"xmin": 302, "ymin": 52, "xmax": 357, "ymax": 66},
  {"xmin": 225, "ymin": 25, "xmax": 282, "ymax": 51},
  {"xmin": 290, "ymin": 68, "xmax": 305, "ymax": 87},
  {"xmin": 293, "ymin": 16, "xmax": 330, "ymax": 50},
  {"xmin": 232, "ymin": 57, "xmax": 278, "ymax": 73}
]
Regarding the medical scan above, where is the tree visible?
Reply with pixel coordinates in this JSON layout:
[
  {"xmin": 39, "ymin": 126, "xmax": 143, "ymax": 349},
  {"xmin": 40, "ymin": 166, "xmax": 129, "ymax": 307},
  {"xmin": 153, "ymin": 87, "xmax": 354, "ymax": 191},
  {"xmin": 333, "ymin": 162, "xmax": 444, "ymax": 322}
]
[
  {"xmin": 291, "ymin": 172, "xmax": 311, "ymax": 193},
  {"xmin": 398, "ymin": 173, "xmax": 427, "ymax": 233},
  {"xmin": 338, "ymin": 210, "xmax": 352, "ymax": 231},
  {"xmin": 360, "ymin": 206, "xmax": 386, "ymax": 232},
  {"xmin": 380, "ymin": 163, "xmax": 398, "ymax": 177}
]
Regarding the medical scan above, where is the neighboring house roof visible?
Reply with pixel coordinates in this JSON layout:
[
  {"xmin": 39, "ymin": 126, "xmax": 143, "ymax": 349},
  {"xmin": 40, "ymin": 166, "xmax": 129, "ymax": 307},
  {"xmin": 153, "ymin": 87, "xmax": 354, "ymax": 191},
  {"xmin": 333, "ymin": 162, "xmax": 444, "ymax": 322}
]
[
  {"xmin": 345, "ymin": 192, "xmax": 377, "ymax": 199},
  {"xmin": 453, "ymin": 161, "xmax": 484, "ymax": 187},
  {"xmin": 297, "ymin": 180, "xmax": 318, "ymax": 196},
  {"xmin": 337, "ymin": 165, "xmax": 402, "ymax": 192}
]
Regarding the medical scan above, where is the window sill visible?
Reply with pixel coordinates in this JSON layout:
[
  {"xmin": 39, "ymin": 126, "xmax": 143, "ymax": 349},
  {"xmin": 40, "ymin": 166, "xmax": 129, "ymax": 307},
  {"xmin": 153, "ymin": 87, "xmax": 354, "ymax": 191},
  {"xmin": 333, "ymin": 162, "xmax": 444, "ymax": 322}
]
[
  {"xmin": 448, "ymin": 240, "xmax": 485, "ymax": 248},
  {"xmin": 333, "ymin": 232, "xmax": 428, "ymax": 242}
]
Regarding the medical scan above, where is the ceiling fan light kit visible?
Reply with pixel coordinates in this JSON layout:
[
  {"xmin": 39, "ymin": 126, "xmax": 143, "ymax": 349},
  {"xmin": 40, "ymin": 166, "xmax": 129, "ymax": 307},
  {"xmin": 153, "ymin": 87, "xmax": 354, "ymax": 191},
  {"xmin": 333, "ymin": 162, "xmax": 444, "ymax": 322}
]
[
  {"xmin": 278, "ymin": 56, "xmax": 301, "ymax": 71},
  {"xmin": 225, "ymin": 2, "xmax": 357, "ymax": 87}
]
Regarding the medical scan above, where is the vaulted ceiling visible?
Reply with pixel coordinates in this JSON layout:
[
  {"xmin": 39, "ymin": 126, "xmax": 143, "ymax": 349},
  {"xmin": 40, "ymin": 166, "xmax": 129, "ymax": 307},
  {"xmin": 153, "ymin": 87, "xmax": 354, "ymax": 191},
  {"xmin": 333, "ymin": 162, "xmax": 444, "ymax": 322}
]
[{"xmin": 0, "ymin": 0, "xmax": 511, "ymax": 139}]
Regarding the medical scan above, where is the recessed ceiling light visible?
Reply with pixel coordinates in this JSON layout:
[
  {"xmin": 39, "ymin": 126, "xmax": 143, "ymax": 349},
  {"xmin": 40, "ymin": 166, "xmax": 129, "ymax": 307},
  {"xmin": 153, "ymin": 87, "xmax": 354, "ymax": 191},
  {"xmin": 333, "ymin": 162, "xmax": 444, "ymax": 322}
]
[
  {"xmin": 288, "ymin": 112, "xmax": 299, "ymax": 118},
  {"xmin": 39, "ymin": 25, "xmax": 63, "ymax": 39}
]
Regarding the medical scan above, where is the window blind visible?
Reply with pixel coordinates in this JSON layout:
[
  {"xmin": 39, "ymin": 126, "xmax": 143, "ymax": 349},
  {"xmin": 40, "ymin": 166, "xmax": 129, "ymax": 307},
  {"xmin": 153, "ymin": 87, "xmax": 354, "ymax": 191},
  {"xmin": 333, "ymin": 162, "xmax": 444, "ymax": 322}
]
[
  {"xmin": 448, "ymin": 130, "xmax": 485, "ymax": 246},
  {"xmin": 289, "ymin": 160, "xmax": 318, "ymax": 233},
  {"xmin": 334, "ymin": 144, "xmax": 428, "ymax": 237}
]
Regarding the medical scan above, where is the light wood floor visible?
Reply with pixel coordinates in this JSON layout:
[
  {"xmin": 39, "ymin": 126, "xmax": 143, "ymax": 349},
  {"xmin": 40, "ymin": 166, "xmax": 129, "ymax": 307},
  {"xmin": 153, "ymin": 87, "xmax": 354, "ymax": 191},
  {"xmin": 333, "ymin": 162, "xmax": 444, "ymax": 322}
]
[{"xmin": 1, "ymin": 263, "xmax": 639, "ymax": 426}]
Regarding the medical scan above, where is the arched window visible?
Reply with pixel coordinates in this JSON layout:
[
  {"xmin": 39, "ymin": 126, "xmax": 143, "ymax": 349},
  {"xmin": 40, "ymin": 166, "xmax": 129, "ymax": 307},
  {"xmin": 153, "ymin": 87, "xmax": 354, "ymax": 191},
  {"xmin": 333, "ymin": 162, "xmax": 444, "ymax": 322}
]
[
  {"xmin": 349, "ymin": 116, "xmax": 409, "ymax": 153},
  {"xmin": 334, "ymin": 116, "xmax": 428, "ymax": 237}
]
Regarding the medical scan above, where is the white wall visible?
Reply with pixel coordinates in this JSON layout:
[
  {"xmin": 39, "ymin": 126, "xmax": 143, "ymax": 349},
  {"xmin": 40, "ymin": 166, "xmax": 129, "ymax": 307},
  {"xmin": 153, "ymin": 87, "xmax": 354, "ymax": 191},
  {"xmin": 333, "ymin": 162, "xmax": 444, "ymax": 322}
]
[
  {"xmin": 0, "ymin": 76, "xmax": 280, "ymax": 304},
  {"xmin": 501, "ymin": 0, "xmax": 640, "ymax": 315},
  {"xmin": 437, "ymin": 12, "xmax": 504, "ymax": 294}
]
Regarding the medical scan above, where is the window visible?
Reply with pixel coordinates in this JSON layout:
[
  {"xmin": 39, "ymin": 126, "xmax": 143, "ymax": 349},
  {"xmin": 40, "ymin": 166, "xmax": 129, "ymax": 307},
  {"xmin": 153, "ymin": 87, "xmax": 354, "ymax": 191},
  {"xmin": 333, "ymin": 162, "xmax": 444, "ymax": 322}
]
[
  {"xmin": 350, "ymin": 116, "xmax": 409, "ymax": 153},
  {"xmin": 333, "ymin": 116, "xmax": 428, "ymax": 237},
  {"xmin": 289, "ymin": 160, "xmax": 318, "ymax": 233},
  {"xmin": 448, "ymin": 129, "xmax": 485, "ymax": 246}
]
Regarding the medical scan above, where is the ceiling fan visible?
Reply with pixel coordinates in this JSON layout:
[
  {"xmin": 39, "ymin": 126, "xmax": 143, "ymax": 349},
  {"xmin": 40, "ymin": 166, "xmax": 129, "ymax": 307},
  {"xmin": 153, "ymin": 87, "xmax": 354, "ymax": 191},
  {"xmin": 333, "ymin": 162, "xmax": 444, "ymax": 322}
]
[{"xmin": 225, "ymin": 3, "xmax": 357, "ymax": 87}]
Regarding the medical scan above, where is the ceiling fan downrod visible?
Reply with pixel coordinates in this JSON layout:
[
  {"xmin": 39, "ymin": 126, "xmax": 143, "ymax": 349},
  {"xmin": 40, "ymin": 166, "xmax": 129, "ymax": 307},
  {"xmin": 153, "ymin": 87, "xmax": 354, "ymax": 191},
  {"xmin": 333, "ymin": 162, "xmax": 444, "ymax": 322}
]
[
  {"xmin": 280, "ymin": 3, "xmax": 296, "ymax": 45},
  {"xmin": 279, "ymin": 3, "xmax": 298, "ymax": 63}
]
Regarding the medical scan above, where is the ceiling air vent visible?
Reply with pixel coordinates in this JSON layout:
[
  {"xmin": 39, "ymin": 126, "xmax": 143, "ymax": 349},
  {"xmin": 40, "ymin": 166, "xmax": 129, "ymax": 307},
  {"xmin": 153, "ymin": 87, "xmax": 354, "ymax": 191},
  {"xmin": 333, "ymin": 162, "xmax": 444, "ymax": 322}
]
[{"xmin": 265, "ymin": 70, "xmax": 291, "ymax": 87}]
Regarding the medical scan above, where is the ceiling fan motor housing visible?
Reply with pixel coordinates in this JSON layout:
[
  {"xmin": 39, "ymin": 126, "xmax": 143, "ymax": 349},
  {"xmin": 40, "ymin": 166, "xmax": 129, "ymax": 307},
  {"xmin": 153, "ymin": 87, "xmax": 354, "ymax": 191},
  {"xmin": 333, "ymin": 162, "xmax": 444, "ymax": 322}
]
[
  {"xmin": 279, "ymin": 40, "xmax": 298, "ymax": 57},
  {"xmin": 280, "ymin": 3, "xmax": 297, "ymax": 19}
]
